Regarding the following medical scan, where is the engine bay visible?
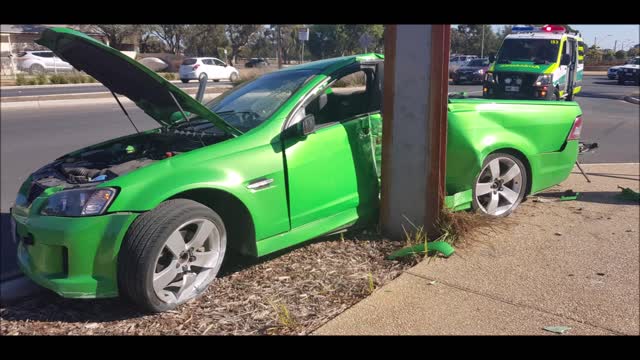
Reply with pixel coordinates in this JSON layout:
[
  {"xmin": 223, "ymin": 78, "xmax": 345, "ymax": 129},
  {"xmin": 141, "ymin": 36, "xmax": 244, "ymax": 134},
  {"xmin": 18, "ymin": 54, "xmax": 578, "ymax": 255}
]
[{"xmin": 29, "ymin": 127, "xmax": 230, "ymax": 190}]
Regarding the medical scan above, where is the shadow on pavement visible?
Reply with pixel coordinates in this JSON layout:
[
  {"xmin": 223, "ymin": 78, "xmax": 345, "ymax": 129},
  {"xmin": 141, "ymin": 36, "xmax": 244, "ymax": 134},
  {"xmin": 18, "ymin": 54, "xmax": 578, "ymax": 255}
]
[
  {"xmin": 1, "ymin": 213, "xmax": 21, "ymax": 282},
  {"xmin": 576, "ymin": 92, "xmax": 625, "ymax": 101},
  {"xmin": 537, "ymin": 190, "xmax": 639, "ymax": 206}
]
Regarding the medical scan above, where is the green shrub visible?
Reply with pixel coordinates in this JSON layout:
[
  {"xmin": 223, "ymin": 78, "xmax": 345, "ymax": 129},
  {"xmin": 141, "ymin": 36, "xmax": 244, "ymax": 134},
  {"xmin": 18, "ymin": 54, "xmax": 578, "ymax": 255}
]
[
  {"xmin": 16, "ymin": 74, "xmax": 27, "ymax": 86},
  {"xmin": 161, "ymin": 72, "xmax": 177, "ymax": 80},
  {"xmin": 26, "ymin": 79, "xmax": 37, "ymax": 85},
  {"xmin": 86, "ymin": 76, "xmax": 97, "ymax": 83},
  {"xmin": 36, "ymin": 74, "xmax": 48, "ymax": 85}
]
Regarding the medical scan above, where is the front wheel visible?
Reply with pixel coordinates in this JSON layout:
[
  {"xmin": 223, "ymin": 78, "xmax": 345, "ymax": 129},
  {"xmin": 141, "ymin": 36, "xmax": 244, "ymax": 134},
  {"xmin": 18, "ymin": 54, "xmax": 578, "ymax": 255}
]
[
  {"xmin": 472, "ymin": 153, "xmax": 528, "ymax": 217},
  {"xmin": 118, "ymin": 199, "xmax": 227, "ymax": 313},
  {"xmin": 229, "ymin": 72, "xmax": 239, "ymax": 83},
  {"xmin": 618, "ymin": 77, "xmax": 625, "ymax": 85}
]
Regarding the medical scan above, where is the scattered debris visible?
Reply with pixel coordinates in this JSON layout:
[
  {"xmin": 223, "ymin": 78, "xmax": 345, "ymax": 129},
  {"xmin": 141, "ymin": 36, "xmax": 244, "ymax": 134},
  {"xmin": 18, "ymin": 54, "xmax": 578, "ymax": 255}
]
[
  {"xmin": 387, "ymin": 241, "xmax": 455, "ymax": 260},
  {"xmin": 554, "ymin": 232, "xmax": 562, "ymax": 236},
  {"xmin": 596, "ymin": 272, "xmax": 605, "ymax": 276},
  {"xmin": 543, "ymin": 326, "xmax": 572, "ymax": 334},
  {"xmin": 560, "ymin": 190, "xmax": 580, "ymax": 201},
  {"xmin": 427, "ymin": 280, "xmax": 438, "ymax": 285},
  {"xmin": 617, "ymin": 186, "xmax": 640, "ymax": 203}
]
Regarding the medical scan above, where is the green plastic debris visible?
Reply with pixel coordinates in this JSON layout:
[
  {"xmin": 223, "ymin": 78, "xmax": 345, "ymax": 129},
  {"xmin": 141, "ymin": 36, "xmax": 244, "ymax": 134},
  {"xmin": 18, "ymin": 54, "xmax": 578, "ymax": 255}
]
[
  {"xmin": 617, "ymin": 186, "xmax": 640, "ymax": 202},
  {"xmin": 559, "ymin": 190, "xmax": 579, "ymax": 201},
  {"xmin": 543, "ymin": 326, "xmax": 571, "ymax": 334},
  {"xmin": 387, "ymin": 241, "xmax": 455, "ymax": 260},
  {"xmin": 445, "ymin": 189, "xmax": 472, "ymax": 211}
]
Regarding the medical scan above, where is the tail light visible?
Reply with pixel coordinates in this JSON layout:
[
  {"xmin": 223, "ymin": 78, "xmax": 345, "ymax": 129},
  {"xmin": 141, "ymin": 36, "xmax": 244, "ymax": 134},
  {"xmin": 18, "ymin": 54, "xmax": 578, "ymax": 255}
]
[
  {"xmin": 193, "ymin": 64, "xmax": 200, "ymax": 70},
  {"xmin": 567, "ymin": 116, "xmax": 583, "ymax": 140}
]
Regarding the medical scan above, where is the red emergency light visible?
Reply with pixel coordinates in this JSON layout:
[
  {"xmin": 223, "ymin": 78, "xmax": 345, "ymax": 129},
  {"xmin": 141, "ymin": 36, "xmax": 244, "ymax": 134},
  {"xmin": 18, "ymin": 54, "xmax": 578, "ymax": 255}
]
[{"xmin": 542, "ymin": 25, "xmax": 565, "ymax": 32}]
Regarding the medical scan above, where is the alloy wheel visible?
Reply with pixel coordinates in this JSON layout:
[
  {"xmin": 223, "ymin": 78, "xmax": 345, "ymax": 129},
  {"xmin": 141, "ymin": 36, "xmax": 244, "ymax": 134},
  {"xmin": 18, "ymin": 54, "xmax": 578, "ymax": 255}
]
[{"xmin": 474, "ymin": 157, "xmax": 524, "ymax": 216}]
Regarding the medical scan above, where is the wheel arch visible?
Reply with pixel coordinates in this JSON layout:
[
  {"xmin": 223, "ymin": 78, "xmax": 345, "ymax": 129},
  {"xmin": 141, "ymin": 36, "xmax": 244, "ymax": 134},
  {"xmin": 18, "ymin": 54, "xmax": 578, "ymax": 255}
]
[{"xmin": 167, "ymin": 187, "xmax": 257, "ymax": 257}]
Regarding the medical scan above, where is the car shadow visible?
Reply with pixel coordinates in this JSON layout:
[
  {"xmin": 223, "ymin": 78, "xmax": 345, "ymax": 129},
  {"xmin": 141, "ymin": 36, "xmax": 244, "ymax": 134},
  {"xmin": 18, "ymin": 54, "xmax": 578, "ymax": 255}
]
[
  {"xmin": 536, "ymin": 190, "xmax": 639, "ymax": 206},
  {"xmin": 0, "ymin": 212, "xmax": 21, "ymax": 282},
  {"xmin": 576, "ymin": 91, "xmax": 625, "ymax": 101}
]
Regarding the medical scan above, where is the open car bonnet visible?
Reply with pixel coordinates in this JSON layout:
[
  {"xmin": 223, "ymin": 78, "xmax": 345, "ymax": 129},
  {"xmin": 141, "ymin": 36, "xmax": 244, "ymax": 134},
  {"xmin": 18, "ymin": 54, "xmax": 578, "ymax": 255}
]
[{"xmin": 36, "ymin": 27, "xmax": 242, "ymax": 137}]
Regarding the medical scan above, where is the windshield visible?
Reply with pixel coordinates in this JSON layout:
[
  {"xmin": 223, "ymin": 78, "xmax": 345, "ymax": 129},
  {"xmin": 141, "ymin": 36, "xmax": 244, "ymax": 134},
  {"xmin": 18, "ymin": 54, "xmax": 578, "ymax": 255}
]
[
  {"xmin": 182, "ymin": 58, "xmax": 197, "ymax": 65},
  {"xmin": 497, "ymin": 39, "xmax": 560, "ymax": 64},
  {"xmin": 633, "ymin": 58, "xmax": 640, "ymax": 65},
  {"xmin": 200, "ymin": 69, "xmax": 315, "ymax": 132},
  {"xmin": 467, "ymin": 59, "xmax": 489, "ymax": 67}
]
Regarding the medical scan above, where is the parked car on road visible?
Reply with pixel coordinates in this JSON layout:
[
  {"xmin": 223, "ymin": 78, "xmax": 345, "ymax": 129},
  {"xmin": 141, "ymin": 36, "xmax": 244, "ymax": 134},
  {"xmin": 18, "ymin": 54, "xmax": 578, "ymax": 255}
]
[
  {"xmin": 608, "ymin": 65, "xmax": 623, "ymax": 80},
  {"xmin": 12, "ymin": 27, "xmax": 584, "ymax": 312},
  {"xmin": 617, "ymin": 57, "xmax": 640, "ymax": 85},
  {"xmin": 179, "ymin": 57, "xmax": 239, "ymax": 83},
  {"xmin": 449, "ymin": 55, "xmax": 478, "ymax": 77},
  {"xmin": 244, "ymin": 57, "xmax": 270, "ymax": 68},
  {"xmin": 16, "ymin": 50, "xmax": 74, "ymax": 74},
  {"xmin": 452, "ymin": 58, "xmax": 491, "ymax": 84}
]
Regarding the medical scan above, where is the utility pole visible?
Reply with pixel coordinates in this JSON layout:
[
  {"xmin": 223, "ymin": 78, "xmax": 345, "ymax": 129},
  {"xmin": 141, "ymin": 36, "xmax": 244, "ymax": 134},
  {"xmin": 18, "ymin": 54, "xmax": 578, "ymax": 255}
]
[
  {"xmin": 277, "ymin": 25, "xmax": 282, "ymax": 69},
  {"xmin": 614, "ymin": 40, "xmax": 617, "ymax": 52},
  {"xmin": 481, "ymin": 25, "xmax": 485, "ymax": 58}
]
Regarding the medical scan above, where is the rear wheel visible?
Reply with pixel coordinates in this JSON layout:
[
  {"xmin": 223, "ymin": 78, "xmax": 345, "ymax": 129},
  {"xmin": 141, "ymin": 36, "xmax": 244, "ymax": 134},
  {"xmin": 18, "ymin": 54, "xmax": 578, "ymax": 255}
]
[
  {"xmin": 118, "ymin": 199, "xmax": 227, "ymax": 313},
  {"xmin": 472, "ymin": 153, "xmax": 528, "ymax": 217},
  {"xmin": 229, "ymin": 72, "xmax": 239, "ymax": 83},
  {"xmin": 29, "ymin": 64, "xmax": 45, "ymax": 75}
]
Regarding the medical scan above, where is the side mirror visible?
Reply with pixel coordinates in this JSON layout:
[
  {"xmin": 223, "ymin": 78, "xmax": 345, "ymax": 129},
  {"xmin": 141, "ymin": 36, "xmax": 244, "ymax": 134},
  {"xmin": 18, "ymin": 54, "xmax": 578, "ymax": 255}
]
[
  {"xmin": 284, "ymin": 114, "xmax": 316, "ymax": 139},
  {"xmin": 301, "ymin": 114, "xmax": 316, "ymax": 136},
  {"xmin": 560, "ymin": 54, "xmax": 571, "ymax": 66},
  {"xmin": 489, "ymin": 54, "xmax": 495, "ymax": 63}
]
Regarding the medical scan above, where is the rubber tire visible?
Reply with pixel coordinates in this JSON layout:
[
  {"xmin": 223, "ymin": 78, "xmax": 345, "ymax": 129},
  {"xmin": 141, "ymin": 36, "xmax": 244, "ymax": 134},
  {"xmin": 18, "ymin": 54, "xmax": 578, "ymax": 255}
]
[
  {"xmin": 471, "ymin": 152, "xmax": 528, "ymax": 218},
  {"xmin": 29, "ymin": 64, "xmax": 45, "ymax": 75},
  {"xmin": 118, "ymin": 199, "xmax": 227, "ymax": 313},
  {"xmin": 181, "ymin": 79, "xmax": 189, "ymax": 83},
  {"xmin": 229, "ymin": 72, "xmax": 239, "ymax": 83}
]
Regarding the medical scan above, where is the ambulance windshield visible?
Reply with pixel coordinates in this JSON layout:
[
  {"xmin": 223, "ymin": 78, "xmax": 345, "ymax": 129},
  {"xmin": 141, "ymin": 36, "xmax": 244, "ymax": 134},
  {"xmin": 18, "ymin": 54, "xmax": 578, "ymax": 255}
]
[{"xmin": 497, "ymin": 39, "xmax": 560, "ymax": 64}]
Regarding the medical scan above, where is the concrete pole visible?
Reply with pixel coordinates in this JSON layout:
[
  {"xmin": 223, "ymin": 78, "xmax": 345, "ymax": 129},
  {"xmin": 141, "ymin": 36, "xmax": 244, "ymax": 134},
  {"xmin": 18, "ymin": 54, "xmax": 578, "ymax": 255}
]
[
  {"xmin": 380, "ymin": 25, "xmax": 451, "ymax": 239},
  {"xmin": 481, "ymin": 25, "xmax": 485, "ymax": 58}
]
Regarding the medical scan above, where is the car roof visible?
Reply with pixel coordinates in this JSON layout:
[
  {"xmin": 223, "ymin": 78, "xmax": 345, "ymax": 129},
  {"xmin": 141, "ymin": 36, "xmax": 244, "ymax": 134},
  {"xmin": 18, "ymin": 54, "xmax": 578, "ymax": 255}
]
[{"xmin": 277, "ymin": 53, "xmax": 384, "ymax": 75}]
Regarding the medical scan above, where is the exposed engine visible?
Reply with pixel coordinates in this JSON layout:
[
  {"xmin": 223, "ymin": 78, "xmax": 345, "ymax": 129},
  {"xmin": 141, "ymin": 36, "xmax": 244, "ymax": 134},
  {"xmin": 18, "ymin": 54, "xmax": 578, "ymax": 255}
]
[{"xmin": 29, "ymin": 127, "xmax": 229, "ymax": 190}]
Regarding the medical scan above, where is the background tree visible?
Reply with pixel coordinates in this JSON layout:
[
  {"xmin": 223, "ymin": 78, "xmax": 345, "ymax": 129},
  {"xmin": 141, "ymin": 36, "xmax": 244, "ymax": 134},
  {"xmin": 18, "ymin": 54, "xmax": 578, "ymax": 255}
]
[
  {"xmin": 151, "ymin": 25, "xmax": 191, "ymax": 54},
  {"xmin": 90, "ymin": 25, "xmax": 140, "ymax": 50},
  {"xmin": 183, "ymin": 25, "xmax": 228, "ymax": 58},
  {"xmin": 226, "ymin": 25, "xmax": 261, "ymax": 65},
  {"xmin": 614, "ymin": 50, "xmax": 627, "ymax": 60},
  {"xmin": 626, "ymin": 47, "xmax": 638, "ymax": 58}
]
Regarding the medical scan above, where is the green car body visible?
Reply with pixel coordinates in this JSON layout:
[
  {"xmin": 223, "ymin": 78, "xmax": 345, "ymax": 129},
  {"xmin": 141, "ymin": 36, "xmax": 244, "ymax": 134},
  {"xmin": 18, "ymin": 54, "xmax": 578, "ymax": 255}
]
[{"xmin": 11, "ymin": 28, "xmax": 582, "ymax": 301}]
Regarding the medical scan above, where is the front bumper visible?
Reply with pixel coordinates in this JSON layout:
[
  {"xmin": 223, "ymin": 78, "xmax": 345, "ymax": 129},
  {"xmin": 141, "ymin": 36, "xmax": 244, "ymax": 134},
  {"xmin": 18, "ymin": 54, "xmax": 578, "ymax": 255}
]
[
  {"xmin": 619, "ymin": 70, "xmax": 639, "ymax": 83},
  {"xmin": 453, "ymin": 72, "xmax": 483, "ymax": 83},
  {"xmin": 12, "ymin": 206, "xmax": 138, "ymax": 299}
]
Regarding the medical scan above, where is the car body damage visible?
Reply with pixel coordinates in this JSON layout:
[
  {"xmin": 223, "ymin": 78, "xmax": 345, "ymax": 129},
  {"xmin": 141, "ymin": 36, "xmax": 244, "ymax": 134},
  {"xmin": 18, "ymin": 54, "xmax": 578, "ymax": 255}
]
[{"xmin": 11, "ymin": 28, "xmax": 582, "ymax": 307}]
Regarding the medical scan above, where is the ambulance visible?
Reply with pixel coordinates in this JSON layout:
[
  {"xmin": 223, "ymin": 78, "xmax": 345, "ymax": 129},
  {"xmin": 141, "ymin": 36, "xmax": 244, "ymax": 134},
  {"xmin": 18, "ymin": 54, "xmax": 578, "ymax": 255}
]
[{"xmin": 483, "ymin": 25, "xmax": 585, "ymax": 101}]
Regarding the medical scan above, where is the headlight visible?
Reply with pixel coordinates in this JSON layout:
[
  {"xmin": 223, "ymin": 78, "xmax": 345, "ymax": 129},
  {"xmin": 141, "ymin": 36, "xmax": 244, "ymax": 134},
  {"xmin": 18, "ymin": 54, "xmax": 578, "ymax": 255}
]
[
  {"xmin": 534, "ymin": 74, "xmax": 552, "ymax": 86},
  {"xmin": 477, "ymin": 69, "xmax": 484, "ymax": 75},
  {"xmin": 40, "ymin": 187, "xmax": 116, "ymax": 217},
  {"xmin": 484, "ymin": 72, "xmax": 494, "ymax": 83}
]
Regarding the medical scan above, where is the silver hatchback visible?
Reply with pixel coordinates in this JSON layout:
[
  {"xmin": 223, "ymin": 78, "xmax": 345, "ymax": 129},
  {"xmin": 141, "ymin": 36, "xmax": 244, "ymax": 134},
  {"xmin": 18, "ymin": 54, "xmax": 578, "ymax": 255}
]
[{"xmin": 16, "ymin": 50, "xmax": 74, "ymax": 74}]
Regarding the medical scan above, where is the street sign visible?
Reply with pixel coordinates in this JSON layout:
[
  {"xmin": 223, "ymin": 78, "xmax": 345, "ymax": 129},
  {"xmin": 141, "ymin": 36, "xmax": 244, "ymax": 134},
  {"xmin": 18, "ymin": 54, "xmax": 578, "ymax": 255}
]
[{"xmin": 298, "ymin": 28, "xmax": 309, "ymax": 41}]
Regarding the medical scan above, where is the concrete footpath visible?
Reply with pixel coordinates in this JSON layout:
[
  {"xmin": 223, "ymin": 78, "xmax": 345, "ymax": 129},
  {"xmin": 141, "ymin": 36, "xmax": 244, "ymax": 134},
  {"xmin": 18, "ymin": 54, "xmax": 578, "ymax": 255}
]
[{"xmin": 315, "ymin": 163, "xmax": 640, "ymax": 335}]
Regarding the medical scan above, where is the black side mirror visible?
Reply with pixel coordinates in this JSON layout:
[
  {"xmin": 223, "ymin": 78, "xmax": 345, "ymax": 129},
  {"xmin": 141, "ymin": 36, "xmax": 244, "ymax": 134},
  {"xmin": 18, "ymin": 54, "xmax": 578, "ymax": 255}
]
[
  {"xmin": 489, "ymin": 54, "xmax": 495, "ymax": 63},
  {"xmin": 301, "ymin": 114, "xmax": 316, "ymax": 136},
  {"xmin": 283, "ymin": 114, "xmax": 316, "ymax": 139},
  {"xmin": 560, "ymin": 54, "xmax": 571, "ymax": 66}
]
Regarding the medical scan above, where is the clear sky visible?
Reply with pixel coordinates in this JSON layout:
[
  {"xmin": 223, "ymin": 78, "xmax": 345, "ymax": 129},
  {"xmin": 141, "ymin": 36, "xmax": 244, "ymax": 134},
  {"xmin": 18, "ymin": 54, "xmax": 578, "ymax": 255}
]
[{"xmin": 488, "ymin": 24, "xmax": 639, "ymax": 50}]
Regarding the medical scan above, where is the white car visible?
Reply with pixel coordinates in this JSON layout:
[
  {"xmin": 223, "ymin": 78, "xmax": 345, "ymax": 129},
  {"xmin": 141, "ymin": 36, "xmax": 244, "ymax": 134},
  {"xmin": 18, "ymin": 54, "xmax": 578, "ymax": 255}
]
[
  {"xmin": 16, "ymin": 50, "xmax": 74, "ymax": 74},
  {"xmin": 179, "ymin": 57, "xmax": 240, "ymax": 83}
]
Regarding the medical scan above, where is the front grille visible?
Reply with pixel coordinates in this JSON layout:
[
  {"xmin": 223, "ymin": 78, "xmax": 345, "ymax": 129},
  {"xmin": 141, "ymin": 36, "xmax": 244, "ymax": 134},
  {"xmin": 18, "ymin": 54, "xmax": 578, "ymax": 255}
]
[
  {"xmin": 495, "ymin": 72, "xmax": 538, "ymax": 97},
  {"xmin": 26, "ymin": 182, "xmax": 46, "ymax": 205}
]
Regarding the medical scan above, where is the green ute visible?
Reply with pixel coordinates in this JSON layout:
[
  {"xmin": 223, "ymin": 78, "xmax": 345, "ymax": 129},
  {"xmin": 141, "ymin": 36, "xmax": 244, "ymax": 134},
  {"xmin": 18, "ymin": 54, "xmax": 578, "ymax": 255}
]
[{"xmin": 36, "ymin": 27, "xmax": 242, "ymax": 136}]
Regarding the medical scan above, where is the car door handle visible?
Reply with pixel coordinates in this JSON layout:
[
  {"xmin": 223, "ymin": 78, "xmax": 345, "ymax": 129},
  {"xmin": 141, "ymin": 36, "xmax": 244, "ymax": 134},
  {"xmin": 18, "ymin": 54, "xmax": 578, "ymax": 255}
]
[{"xmin": 247, "ymin": 178, "xmax": 273, "ymax": 190}]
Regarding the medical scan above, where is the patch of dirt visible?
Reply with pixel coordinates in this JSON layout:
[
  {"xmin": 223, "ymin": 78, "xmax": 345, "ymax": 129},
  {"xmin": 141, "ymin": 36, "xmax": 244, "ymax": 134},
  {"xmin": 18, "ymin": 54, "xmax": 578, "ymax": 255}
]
[{"xmin": 1, "ymin": 231, "xmax": 417, "ymax": 335}]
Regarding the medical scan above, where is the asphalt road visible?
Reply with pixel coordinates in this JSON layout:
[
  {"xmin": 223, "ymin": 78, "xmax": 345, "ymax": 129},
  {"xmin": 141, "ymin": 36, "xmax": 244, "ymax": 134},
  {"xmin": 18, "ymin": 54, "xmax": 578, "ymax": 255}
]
[
  {"xmin": 0, "ymin": 80, "xmax": 230, "ymax": 98},
  {"xmin": 0, "ymin": 75, "xmax": 638, "ymax": 280}
]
